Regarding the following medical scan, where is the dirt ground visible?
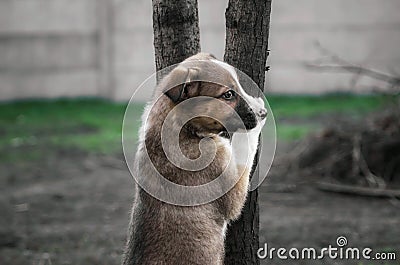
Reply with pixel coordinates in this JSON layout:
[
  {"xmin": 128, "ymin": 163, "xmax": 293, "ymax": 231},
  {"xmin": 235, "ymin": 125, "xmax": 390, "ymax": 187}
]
[{"xmin": 0, "ymin": 135, "xmax": 399, "ymax": 264}]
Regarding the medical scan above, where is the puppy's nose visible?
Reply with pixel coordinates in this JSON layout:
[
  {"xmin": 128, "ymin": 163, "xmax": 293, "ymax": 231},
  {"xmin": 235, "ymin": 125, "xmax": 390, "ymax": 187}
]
[{"xmin": 258, "ymin": 109, "xmax": 267, "ymax": 119}]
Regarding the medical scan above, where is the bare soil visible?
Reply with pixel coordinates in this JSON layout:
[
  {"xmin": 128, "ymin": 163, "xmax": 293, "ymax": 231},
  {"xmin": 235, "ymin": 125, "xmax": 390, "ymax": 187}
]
[{"xmin": 0, "ymin": 138, "xmax": 399, "ymax": 265}]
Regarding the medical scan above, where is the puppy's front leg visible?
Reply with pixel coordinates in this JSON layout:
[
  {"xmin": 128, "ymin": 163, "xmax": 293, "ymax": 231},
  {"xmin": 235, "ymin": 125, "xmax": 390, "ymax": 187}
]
[
  {"xmin": 220, "ymin": 121, "xmax": 265, "ymax": 221},
  {"xmin": 232, "ymin": 121, "xmax": 264, "ymax": 170}
]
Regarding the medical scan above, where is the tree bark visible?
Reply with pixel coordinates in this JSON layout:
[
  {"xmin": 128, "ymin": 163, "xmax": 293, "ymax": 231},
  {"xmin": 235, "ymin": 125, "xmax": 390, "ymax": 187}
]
[
  {"xmin": 152, "ymin": 0, "xmax": 201, "ymax": 71},
  {"xmin": 223, "ymin": 1, "xmax": 272, "ymax": 265}
]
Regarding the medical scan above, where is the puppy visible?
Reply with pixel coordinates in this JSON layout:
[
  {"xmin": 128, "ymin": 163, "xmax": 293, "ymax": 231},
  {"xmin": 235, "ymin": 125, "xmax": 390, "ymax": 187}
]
[{"xmin": 122, "ymin": 53, "xmax": 267, "ymax": 265}]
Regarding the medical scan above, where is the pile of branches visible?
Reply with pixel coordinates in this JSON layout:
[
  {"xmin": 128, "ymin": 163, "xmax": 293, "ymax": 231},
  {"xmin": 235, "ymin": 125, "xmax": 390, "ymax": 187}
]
[
  {"xmin": 294, "ymin": 45, "xmax": 400, "ymax": 197},
  {"xmin": 297, "ymin": 105, "xmax": 400, "ymax": 197}
]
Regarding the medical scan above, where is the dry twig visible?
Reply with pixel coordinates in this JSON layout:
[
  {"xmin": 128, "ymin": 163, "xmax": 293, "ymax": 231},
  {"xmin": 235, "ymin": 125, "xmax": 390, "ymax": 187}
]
[
  {"xmin": 304, "ymin": 42, "xmax": 400, "ymax": 93},
  {"xmin": 316, "ymin": 182, "xmax": 400, "ymax": 198}
]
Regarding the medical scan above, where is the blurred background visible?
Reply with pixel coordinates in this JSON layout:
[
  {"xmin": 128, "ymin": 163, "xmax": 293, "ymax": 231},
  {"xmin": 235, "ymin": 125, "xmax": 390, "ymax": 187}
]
[
  {"xmin": 1, "ymin": 0, "xmax": 400, "ymax": 100},
  {"xmin": 0, "ymin": 0, "xmax": 399, "ymax": 264}
]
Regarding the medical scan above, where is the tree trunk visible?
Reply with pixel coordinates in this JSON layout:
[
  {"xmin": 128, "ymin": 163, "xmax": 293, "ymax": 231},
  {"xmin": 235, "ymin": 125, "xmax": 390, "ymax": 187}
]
[
  {"xmin": 152, "ymin": 0, "xmax": 201, "ymax": 71},
  {"xmin": 223, "ymin": 1, "xmax": 272, "ymax": 265},
  {"xmin": 151, "ymin": 0, "xmax": 272, "ymax": 263}
]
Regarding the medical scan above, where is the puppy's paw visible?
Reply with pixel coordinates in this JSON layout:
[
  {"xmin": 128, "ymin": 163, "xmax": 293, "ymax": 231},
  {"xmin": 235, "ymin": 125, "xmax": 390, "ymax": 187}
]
[
  {"xmin": 232, "ymin": 119, "xmax": 265, "ymax": 167},
  {"xmin": 231, "ymin": 132, "xmax": 251, "ymax": 167},
  {"xmin": 248, "ymin": 118, "xmax": 265, "ymax": 150}
]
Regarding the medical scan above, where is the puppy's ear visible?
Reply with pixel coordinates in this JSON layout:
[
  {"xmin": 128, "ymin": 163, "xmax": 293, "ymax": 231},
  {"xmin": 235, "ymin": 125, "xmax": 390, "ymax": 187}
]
[
  {"xmin": 165, "ymin": 81, "xmax": 200, "ymax": 103},
  {"xmin": 164, "ymin": 66, "xmax": 200, "ymax": 103}
]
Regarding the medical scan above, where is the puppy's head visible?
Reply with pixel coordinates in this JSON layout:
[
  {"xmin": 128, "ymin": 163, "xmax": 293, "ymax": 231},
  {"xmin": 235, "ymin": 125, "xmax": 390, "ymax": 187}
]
[{"xmin": 158, "ymin": 53, "xmax": 267, "ymax": 135}]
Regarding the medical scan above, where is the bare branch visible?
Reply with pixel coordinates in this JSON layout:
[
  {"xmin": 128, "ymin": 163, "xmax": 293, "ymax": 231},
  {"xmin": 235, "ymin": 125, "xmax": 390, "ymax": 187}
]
[
  {"xmin": 304, "ymin": 63, "xmax": 400, "ymax": 86},
  {"xmin": 316, "ymin": 182, "xmax": 400, "ymax": 198},
  {"xmin": 305, "ymin": 42, "xmax": 400, "ymax": 90}
]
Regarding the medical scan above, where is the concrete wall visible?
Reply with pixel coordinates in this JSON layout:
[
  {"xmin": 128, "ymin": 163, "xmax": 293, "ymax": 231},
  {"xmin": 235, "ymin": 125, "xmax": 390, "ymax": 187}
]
[
  {"xmin": 1, "ymin": 0, "xmax": 399, "ymax": 101},
  {"xmin": 268, "ymin": 0, "xmax": 400, "ymax": 94},
  {"xmin": 0, "ymin": 0, "xmax": 100, "ymax": 99}
]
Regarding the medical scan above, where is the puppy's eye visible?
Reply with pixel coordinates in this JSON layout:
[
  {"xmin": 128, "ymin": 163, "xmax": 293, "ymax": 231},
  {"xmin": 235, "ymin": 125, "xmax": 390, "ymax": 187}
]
[{"xmin": 221, "ymin": 90, "xmax": 235, "ymax": 100}]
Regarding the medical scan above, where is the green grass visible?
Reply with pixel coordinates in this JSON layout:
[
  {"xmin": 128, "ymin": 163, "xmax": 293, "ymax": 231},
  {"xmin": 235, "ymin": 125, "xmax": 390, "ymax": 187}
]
[
  {"xmin": 0, "ymin": 94, "xmax": 393, "ymax": 159},
  {"xmin": 267, "ymin": 94, "xmax": 390, "ymax": 118},
  {"xmin": 266, "ymin": 94, "xmax": 394, "ymax": 140},
  {"xmin": 0, "ymin": 99, "xmax": 143, "ymax": 157},
  {"xmin": 275, "ymin": 123, "xmax": 317, "ymax": 141}
]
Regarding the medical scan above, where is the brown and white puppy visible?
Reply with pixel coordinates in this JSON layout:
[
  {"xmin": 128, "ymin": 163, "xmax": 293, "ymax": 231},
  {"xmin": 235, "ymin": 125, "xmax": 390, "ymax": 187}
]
[{"xmin": 122, "ymin": 53, "xmax": 267, "ymax": 265}]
